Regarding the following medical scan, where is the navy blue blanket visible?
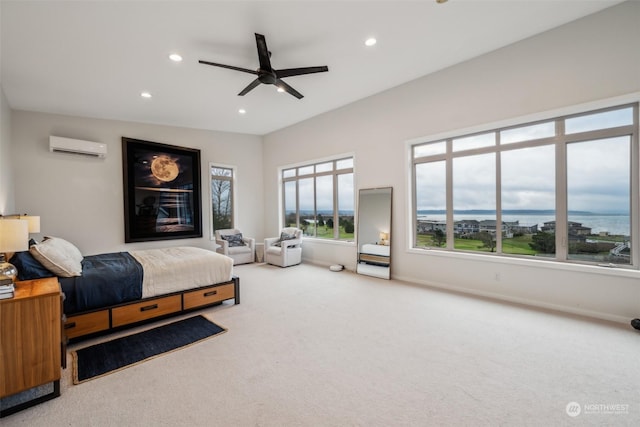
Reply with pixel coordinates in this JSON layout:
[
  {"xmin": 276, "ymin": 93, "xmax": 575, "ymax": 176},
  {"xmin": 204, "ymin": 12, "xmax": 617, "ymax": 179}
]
[{"xmin": 58, "ymin": 252, "xmax": 143, "ymax": 314}]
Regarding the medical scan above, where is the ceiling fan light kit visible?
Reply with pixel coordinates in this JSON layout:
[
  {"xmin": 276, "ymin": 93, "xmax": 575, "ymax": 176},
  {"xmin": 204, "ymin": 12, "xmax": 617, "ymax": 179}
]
[{"xmin": 199, "ymin": 33, "xmax": 329, "ymax": 99}]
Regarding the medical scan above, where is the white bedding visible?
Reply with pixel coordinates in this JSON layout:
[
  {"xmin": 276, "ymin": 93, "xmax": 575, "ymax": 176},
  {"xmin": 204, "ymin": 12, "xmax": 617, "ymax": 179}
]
[
  {"xmin": 360, "ymin": 243, "xmax": 390, "ymax": 256},
  {"xmin": 129, "ymin": 246, "xmax": 234, "ymax": 299}
]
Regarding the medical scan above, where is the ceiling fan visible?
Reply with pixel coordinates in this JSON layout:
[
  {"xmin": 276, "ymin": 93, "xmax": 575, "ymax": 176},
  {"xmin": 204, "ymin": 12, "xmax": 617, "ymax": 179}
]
[{"xmin": 199, "ymin": 33, "xmax": 329, "ymax": 99}]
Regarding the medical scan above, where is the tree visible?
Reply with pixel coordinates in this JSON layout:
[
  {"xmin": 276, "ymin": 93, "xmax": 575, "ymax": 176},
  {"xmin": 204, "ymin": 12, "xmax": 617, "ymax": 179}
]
[
  {"xmin": 529, "ymin": 231, "xmax": 555, "ymax": 253},
  {"xmin": 344, "ymin": 220, "xmax": 354, "ymax": 234},
  {"xmin": 326, "ymin": 218, "xmax": 334, "ymax": 229},
  {"xmin": 211, "ymin": 178, "xmax": 232, "ymax": 230},
  {"xmin": 433, "ymin": 229, "xmax": 446, "ymax": 247},
  {"xmin": 475, "ymin": 231, "xmax": 495, "ymax": 252},
  {"xmin": 285, "ymin": 212, "xmax": 297, "ymax": 227},
  {"xmin": 317, "ymin": 214, "xmax": 325, "ymax": 227}
]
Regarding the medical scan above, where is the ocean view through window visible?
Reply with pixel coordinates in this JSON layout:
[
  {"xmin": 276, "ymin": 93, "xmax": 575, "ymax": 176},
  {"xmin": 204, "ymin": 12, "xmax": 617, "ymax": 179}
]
[{"xmin": 411, "ymin": 102, "xmax": 638, "ymax": 267}]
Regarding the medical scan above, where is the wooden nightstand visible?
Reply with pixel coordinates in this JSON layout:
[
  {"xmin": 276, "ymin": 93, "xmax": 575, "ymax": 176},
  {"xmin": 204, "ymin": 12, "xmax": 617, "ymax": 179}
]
[{"xmin": 0, "ymin": 277, "xmax": 63, "ymax": 417}]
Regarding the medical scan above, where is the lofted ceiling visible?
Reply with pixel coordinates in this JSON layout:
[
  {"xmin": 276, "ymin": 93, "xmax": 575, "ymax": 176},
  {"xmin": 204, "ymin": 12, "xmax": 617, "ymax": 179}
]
[{"xmin": 0, "ymin": 0, "xmax": 625, "ymax": 136}]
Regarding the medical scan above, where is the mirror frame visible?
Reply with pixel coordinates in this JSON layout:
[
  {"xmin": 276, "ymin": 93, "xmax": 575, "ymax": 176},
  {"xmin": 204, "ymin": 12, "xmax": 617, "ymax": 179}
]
[{"xmin": 356, "ymin": 187, "xmax": 392, "ymax": 279}]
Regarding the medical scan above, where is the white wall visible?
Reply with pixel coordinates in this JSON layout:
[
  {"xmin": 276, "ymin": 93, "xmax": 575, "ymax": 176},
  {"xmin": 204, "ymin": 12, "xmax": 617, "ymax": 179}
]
[
  {"xmin": 0, "ymin": 87, "xmax": 15, "ymax": 214},
  {"xmin": 263, "ymin": 1, "xmax": 640, "ymax": 322},
  {"xmin": 11, "ymin": 111, "xmax": 263, "ymax": 255}
]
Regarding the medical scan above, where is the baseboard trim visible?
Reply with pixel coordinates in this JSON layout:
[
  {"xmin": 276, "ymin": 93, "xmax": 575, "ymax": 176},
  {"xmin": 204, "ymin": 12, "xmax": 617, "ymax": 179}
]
[{"xmin": 393, "ymin": 273, "xmax": 631, "ymax": 325}]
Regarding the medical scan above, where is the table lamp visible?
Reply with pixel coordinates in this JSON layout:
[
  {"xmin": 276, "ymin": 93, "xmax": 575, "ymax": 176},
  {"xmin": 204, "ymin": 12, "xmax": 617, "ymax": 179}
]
[
  {"xmin": 0, "ymin": 219, "xmax": 29, "ymax": 283},
  {"xmin": 379, "ymin": 232, "xmax": 389, "ymax": 246}
]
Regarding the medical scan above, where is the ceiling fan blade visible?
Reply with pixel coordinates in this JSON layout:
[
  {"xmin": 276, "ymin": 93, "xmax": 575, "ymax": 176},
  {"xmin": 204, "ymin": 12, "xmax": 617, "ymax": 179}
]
[
  {"xmin": 238, "ymin": 78, "xmax": 262, "ymax": 96},
  {"xmin": 255, "ymin": 33, "xmax": 273, "ymax": 71},
  {"xmin": 277, "ymin": 66, "xmax": 329, "ymax": 78},
  {"xmin": 198, "ymin": 60, "xmax": 257, "ymax": 76},
  {"xmin": 275, "ymin": 79, "xmax": 304, "ymax": 99}
]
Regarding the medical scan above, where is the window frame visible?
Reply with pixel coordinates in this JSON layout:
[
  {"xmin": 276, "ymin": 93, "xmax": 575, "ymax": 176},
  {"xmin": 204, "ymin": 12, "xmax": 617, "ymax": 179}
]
[
  {"xmin": 409, "ymin": 100, "xmax": 639, "ymax": 269},
  {"xmin": 209, "ymin": 162, "xmax": 236, "ymax": 240},
  {"xmin": 280, "ymin": 154, "xmax": 355, "ymax": 242}
]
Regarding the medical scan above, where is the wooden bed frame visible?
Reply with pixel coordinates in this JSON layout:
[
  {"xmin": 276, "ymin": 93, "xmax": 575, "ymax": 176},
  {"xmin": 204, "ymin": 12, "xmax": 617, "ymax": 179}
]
[{"xmin": 63, "ymin": 276, "xmax": 239, "ymax": 341}]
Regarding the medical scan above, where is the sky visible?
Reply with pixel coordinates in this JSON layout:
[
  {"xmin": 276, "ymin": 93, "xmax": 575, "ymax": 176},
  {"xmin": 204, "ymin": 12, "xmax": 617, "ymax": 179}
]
[{"xmin": 415, "ymin": 106, "xmax": 634, "ymax": 214}]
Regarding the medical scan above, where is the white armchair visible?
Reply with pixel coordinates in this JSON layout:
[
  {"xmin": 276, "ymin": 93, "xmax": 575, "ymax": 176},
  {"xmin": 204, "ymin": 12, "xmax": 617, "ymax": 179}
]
[
  {"xmin": 215, "ymin": 228, "xmax": 255, "ymax": 265},
  {"xmin": 264, "ymin": 227, "xmax": 302, "ymax": 267}
]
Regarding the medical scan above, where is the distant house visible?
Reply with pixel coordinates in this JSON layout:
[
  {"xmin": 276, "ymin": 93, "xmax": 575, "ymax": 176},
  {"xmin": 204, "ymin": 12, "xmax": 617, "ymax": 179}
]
[
  {"xmin": 541, "ymin": 220, "xmax": 591, "ymax": 242},
  {"xmin": 418, "ymin": 219, "xmax": 539, "ymax": 238},
  {"xmin": 417, "ymin": 220, "xmax": 446, "ymax": 233},
  {"xmin": 509, "ymin": 222, "xmax": 539, "ymax": 235},
  {"xmin": 541, "ymin": 221, "xmax": 592, "ymax": 236},
  {"xmin": 454, "ymin": 219, "xmax": 480, "ymax": 235}
]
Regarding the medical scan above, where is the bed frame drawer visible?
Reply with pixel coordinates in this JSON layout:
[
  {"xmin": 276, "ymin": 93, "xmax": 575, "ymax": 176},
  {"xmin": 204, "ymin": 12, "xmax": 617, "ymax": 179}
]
[
  {"xmin": 65, "ymin": 310, "xmax": 110, "ymax": 339},
  {"xmin": 183, "ymin": 283, "xmax": 235, "ymax": 310},
  {"xmin": 112, "ymin": 295, "xmax": 182, "ymax": 327}
]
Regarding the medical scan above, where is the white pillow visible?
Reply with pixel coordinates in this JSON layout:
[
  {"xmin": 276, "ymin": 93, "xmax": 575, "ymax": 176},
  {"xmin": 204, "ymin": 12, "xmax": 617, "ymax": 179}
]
[{"xmin": 29, "ymin": 236, "xmax": 83, "ymax": 277}]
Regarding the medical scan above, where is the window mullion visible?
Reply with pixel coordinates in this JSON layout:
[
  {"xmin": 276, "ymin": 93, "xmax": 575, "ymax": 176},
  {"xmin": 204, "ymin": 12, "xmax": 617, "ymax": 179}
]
[
  {"xmin": 631, "ymin": 104, "xmax": 639, "ymax": 267},
  {"xmin": 333, "ymin": 172, "xmax": 339, "ymax": 239},
  {"xmin": 495, "ymin": 135, "xmax": 502, "ymax": 254},
  {"xmin": 446, "ymin": 139, "xmax": 454, "ymax": 249},
  {"xmin": 555, "ymin": 119, "xmax": 568, "ymax": 261},
  {"xmin": 411, "ymin": 160, "xmax": 418, "ymax": 248},
  {"xmin": 295, "ymin": 180, "xmax": 300, "ymax": 229}
]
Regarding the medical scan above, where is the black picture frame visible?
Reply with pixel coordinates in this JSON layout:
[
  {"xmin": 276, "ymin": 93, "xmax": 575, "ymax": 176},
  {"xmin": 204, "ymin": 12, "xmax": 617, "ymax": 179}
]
[{"xmin": 122, "ymin": 137, "xmax": 202, "ymax": 243}]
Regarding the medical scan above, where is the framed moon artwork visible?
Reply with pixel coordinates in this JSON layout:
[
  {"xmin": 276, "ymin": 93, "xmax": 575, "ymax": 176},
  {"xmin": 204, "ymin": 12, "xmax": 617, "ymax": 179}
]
[{"xmin": 122, "ymin": 137, "xmax": 202, "ymax": 243}]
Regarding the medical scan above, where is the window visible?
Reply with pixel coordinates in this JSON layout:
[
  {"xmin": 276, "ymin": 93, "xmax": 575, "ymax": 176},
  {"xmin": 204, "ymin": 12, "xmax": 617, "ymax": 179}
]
[
  {"xmin": 210, "ymin": 165, "xmax": 234, "ymax": 236},
  {"xmin": 282, "ymin": 157, "xmax": 354, "ymax": 240},
  {"xmin": 412, "ymin": 103, "xmax": 638, "ymax": 267}
]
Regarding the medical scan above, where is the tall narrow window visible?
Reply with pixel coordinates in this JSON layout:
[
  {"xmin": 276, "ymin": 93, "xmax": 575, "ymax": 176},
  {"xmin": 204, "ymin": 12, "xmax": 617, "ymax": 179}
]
[
  {"xmin": 415, "ymin": 161, "xmax": 447, "ymax": 248},
  {"xmin": 210, "ymin": 165, "xmax": 234, "ymax": 235},
  {"xmin": 282, "ymin": 156, "xmax": 354, "ymax": 241},
  {"xmin": 501, "ymin": 145, "xmax": 555, "ymax": 257},
  {"xmin": 316, "ymin": 175, "xmax": 334, "ymax": 239},
  {"xmin": 283, "ymin": 180, "xmax": 297, "ymax": 227},
  {"xmin": 567, "ymin": 136, "xmax": 631, "ymax": 264},
  {"xmin": 338, "ymin": 172, "xmax": 355, "ymax": 240},
  {"xmin": 453, "ymin": 153, "xmax": 496, "ymax": 252},
  {"xmin": 299, "ymin": 177, "xmax": 315, "ymax": 237}
]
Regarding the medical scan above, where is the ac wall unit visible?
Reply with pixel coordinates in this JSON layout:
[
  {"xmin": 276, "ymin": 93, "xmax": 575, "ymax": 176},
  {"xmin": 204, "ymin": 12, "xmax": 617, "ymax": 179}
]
[{"xmin": 49, "ymin": 136, "xmax": 107, "ymax": 158}]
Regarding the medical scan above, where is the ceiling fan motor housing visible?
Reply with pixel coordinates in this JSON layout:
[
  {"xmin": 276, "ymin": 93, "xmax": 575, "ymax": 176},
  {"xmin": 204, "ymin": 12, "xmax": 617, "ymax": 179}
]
[{"xmin": 258, "ymin": 69, "xmax": 277, "ymax": 85}]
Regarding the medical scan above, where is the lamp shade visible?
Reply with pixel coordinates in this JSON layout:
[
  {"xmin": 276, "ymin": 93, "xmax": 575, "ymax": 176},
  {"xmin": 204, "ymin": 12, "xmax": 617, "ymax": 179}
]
[
  {"xmin": 22, "ymin": 215, "xmax": 41, "ymax": 233},
  {"xmin": 0, "ymin": 219, "xmax": 29, "ymax": 252}
]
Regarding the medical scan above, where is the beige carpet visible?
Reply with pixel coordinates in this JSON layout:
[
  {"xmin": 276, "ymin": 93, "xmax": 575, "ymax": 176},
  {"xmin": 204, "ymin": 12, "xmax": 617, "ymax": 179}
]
[{"xmin": 3, "ymin": 263, "xmax": 640, "ymax": 426}]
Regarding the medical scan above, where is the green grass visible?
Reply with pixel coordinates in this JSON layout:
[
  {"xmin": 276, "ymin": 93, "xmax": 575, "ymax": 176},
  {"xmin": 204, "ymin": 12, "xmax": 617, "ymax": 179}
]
[
  {"xmin": 586, "ymin": 234, "xmax": 627, "ymax": 243},
  {"xmin": 416, "ymin": 234, "xmax": 443, "ymax": 247},
  {"xmin": 416, "ymin": 233, "xmax": 537, "ymax": 255},
  {"xmin": 454, "ymin": 239, "xmax": 494, "ymax": 252},
  {"xmin": 305, "ymin": 226, "xmax": 354, "ymax": 240},
  {"xmin": 416, "ymin": 232, "xmax": 624, "ymax": 259},
  {"xmin": 502, "ymin": 235, "xmax": 537, "ymax": 255}
]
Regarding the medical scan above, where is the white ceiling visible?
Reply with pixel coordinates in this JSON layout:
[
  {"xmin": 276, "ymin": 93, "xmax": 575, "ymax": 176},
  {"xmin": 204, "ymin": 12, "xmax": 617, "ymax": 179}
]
[{"xmin": 0, "ymin": 0, "xmax": 625, "ymax": 136}]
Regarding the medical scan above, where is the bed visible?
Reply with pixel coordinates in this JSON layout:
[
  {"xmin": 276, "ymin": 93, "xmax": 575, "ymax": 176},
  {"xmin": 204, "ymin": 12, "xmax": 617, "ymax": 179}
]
[
  {"xmin": 357, "ymin": 243, "xmax": 390, "ymax": 279},
  {"xmin": 10, "ymin": 238, "xmax": 239, "ymax": 341}
]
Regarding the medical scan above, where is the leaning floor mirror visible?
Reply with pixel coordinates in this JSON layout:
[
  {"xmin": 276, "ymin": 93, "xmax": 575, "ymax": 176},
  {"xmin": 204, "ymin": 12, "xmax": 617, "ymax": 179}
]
[{"xmin": 356, "ymin": 187, "xmax": 392, "ymax": 279}]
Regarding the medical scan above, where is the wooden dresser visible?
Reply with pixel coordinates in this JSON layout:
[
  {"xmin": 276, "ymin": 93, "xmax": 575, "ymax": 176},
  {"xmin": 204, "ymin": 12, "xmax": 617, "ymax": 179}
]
[{"xmin": 0, "ymin": 277, "xmax": 63, "ymax": 417}]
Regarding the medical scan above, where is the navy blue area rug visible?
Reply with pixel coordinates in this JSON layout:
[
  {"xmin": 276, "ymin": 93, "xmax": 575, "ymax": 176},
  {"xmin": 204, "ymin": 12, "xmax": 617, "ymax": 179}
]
[{"xmin": 72, "ymin": 315, "xmax": 226, "ymax": 384}]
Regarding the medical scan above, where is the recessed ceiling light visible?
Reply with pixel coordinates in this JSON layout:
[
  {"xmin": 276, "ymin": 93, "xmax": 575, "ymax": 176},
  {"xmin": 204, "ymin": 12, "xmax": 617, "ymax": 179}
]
[
  {"xmin": 276, "ymin": 87, "xmax": 285, "ymax": 93},
  {"xmin": 140, "ymin": 92, "xmax": 152, "ymax": 98},
  {"xmin": 436, "ymin": 0, "xmax": 448, "ymax": 3},
  {"xmin": 365, "ymin": 38, "xmax": 377, "ymax": 47},
  {"xmin": 169, "ymin": 53, "xmax": 183, "ymax": 62},
  {"xmin": 238, "ymin": 108, "xmax": 246, "ymax": 114}
]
